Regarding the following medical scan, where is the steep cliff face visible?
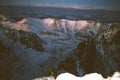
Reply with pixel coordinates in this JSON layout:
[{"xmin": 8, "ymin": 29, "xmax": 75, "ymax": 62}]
[
  {"xmin": 75, "ymin": 38, "xmax": 97, "ymax": 74},
  {"xmin": 74, "ymin": 23, "xmax": 120, "ymax": 77},
  {"xmin": 95, "ymin": 23, "xmax": 120, "ymax": 76},
  {"xmin": 56, "ymin": 23, "xmax": 120, "ymax": 77}
]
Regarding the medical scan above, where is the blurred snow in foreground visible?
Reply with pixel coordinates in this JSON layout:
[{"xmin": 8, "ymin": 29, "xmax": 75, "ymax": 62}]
[{"xmin": 33, "ymin": 72, "xmax": 120, "ymax": 80}]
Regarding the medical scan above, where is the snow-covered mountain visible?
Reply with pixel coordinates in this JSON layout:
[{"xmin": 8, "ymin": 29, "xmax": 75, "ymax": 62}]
[
  {"xmin": 0, "ymin": 14, "xmax": 120, "ymax": 80},
  {"xmin": 0, "ymin": 14, "xmax": 101, "ymax": 39}
]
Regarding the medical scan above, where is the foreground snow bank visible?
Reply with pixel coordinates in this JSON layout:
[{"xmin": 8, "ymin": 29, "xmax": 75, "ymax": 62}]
[
  {"xmin": 56, "ymin": 73, "xmax": 102, "ymax": 80},
  {"xmin": 56, "ymin": 73, "xmax": 81, "ymax": 80},
  {"xmin": 33, "ymin": 72, "xmax": 120, "ymax": 80}
]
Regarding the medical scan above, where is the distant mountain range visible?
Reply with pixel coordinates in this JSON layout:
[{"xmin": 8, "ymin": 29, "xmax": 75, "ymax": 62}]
[{"xmin": 0, "ymin": 5, "xmax": 120, "ymax": 22}]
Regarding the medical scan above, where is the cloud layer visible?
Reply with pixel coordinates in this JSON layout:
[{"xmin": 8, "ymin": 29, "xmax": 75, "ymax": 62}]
[{"xmin": 0, "ymin": 0, "xmax": 120, "ymax": 10}]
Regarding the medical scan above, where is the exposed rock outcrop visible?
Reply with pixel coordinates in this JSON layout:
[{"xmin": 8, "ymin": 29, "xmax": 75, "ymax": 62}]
[
  {"xmin": 56, "ymin": 23, "xmax": 120, "ymax": 77},
  {"xmin": 95, "ymin": 23, "xmax": 120, "ymax": 76},
  {"xmin": 74, "ymin": 23, "xmax": 120, "ymax": 77},
  {"xmin": 75, "ymin": 38, "xmax": 97, "ymax": 74},
  {"xmin": 0, "ymin": 25, "xmax": 44, "ymax": 52}
]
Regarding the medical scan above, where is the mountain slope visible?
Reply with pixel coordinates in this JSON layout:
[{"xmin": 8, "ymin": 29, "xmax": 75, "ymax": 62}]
[
  {"xmin": 60, "ymin": 23, "xmax": 120, "ymax": 77},
  {"xmin": 0, "ymin": 15, "xmax": 119, "ymax": 80}
]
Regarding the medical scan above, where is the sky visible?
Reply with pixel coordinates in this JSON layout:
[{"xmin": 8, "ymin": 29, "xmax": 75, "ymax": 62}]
[{"xmin": 0, "ymin": 0, "xmax": 120, "ymax": 10}]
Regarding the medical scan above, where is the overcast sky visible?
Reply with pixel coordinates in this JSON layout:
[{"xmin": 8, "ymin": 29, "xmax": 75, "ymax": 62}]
[{"xmin": 0, "ymin": 0, "xmax": 120, "ymax": 10}]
